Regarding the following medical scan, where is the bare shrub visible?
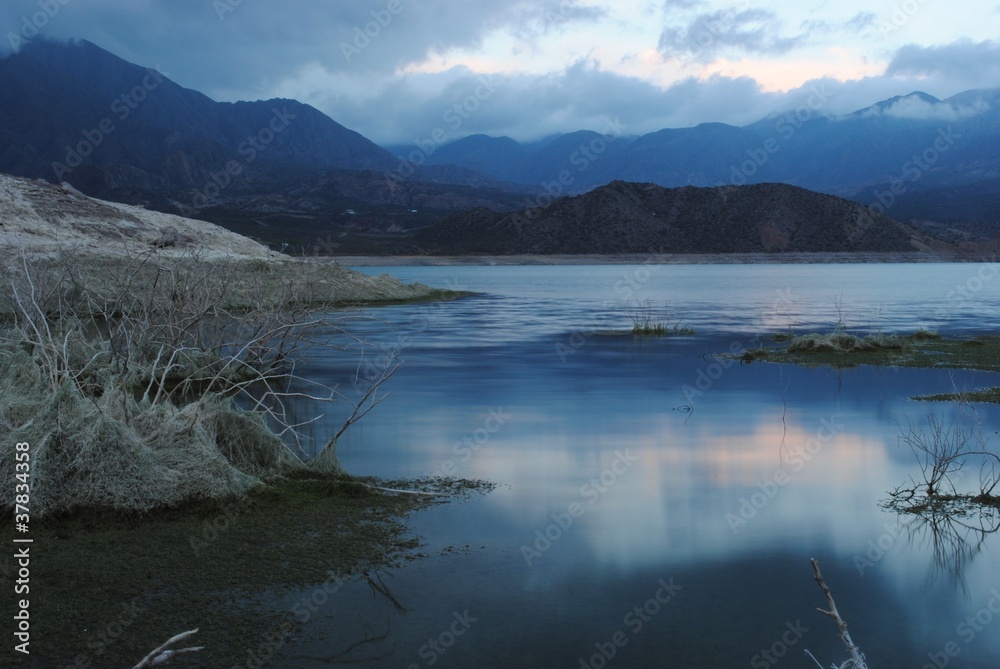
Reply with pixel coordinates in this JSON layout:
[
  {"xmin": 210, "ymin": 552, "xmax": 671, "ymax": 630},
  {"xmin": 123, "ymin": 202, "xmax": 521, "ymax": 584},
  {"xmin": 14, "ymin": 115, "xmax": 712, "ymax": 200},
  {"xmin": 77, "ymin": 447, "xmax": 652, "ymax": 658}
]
[
  {"xmin": 0, "ymin": 249, "xmax": 398, "ymax": 515},
  {"xmin": 890, "ymin": 402, "xmax": 1000, "ymax": 505}
]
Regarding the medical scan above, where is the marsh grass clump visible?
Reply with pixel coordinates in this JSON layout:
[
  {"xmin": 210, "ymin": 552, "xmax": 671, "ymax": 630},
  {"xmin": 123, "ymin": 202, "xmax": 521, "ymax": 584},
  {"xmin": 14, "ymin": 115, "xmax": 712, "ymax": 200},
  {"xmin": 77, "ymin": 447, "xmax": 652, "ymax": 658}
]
[
  {"xmin": 912, "ymin": 329, "xmax": 942, "ymax": 341},
  {"xmin": 626, "ymin": 300, "xmax": 694, "ymax": 336},
  {"xmin": 913, "ymin": 387, "xmax": 1000, "ymax": 405},
  {"xmin": 785, "ymin": 331, "xmax": 907, "ymax": 353},
  {"xmin": 0, "ymin": 250, "xmax": 400, "ymax": 516}
]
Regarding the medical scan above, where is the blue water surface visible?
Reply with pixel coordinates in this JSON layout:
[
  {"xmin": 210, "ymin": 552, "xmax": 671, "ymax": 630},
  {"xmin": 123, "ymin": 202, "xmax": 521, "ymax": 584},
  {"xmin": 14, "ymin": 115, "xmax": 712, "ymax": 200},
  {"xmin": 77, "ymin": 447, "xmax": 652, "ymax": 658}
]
[{"xmin": 277, "ymin": 263, "xmax": 1000, "ymax": 669}]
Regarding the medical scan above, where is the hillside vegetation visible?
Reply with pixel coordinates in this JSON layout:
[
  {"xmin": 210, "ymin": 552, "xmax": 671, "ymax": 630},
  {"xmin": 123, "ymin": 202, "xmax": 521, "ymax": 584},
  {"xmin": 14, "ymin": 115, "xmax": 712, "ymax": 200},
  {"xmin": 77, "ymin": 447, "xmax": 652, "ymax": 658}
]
[{"xmin": 418, "ymin": 181, "xmax": 946, "ymax": 255}]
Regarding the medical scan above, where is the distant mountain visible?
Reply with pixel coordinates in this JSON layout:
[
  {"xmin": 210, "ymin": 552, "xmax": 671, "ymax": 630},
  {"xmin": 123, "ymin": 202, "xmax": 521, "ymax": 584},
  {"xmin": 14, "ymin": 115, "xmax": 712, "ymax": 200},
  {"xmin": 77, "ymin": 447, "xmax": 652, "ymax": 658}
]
[
  {"xmin": 3, "ymin": 38, "xmax": 995, "ymax": 250},
  {"xmin": 0, "ymin": 39, "xmax": 396, "ymax": 192},
  {"xmin": 416, "ymin": 181, "xmax": 945, "ymax": 255},
  {"xmin": 393, "ymin": 90, "xmax": 1000, "ymax": 231},
  {"xmin": 0, "ymin": 39, "xmax": 530, "ymax": 248}
]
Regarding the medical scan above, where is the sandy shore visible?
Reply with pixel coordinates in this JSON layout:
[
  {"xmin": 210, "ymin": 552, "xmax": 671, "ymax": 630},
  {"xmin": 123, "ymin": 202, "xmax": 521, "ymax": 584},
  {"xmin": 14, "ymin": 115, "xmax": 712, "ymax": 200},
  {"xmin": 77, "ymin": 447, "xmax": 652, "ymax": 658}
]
[{"xmin": 325, "ymin": 251, "xmax": 970, "ymax": 267}]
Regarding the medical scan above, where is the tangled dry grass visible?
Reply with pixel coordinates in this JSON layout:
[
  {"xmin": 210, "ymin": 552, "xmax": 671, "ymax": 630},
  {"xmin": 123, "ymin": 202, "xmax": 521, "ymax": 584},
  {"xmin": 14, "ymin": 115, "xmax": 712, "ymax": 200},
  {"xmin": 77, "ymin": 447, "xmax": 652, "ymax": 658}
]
[{"xmin": 0, "ymin": 249, "xmax": 401, "ymax": 516}]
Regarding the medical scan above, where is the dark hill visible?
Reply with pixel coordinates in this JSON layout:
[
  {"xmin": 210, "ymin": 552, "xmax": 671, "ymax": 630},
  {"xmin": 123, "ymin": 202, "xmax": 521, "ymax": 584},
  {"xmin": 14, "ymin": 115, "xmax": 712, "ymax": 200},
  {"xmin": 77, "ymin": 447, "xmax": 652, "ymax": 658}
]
[{"xmin": 417, "ymin": 181, "xmax": 936, "ymax": 255}]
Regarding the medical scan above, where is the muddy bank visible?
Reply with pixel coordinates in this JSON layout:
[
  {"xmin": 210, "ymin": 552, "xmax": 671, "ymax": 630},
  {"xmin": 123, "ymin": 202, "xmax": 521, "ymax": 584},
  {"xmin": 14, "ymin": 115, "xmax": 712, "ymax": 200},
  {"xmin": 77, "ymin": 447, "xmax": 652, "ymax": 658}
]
[{"xmin": 0, "ymin": 476, "xmax": 492, "ymax": 668}]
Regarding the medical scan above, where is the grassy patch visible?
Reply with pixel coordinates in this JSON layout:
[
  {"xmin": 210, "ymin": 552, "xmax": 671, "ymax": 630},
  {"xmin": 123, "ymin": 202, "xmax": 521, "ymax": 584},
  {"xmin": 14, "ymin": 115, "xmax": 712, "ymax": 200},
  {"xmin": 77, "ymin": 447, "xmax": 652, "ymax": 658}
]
[
  {"xmin": 630, "ymin": 323, "xmax": 697, "ymax": 336},
  {"xmin": 739, "ymin": 332, "xmax": 1000, "ymax": 373},
  {"xmin": 625, "ymin": 300, "xmax": 695, "ymax": 336},
  {"xmin": 912, "ymin": 387, "xmax": 1000, "ymax": 404},
  {"xmin": 0, "ymin": 475, "xmax": 492, "ymax": 667}
]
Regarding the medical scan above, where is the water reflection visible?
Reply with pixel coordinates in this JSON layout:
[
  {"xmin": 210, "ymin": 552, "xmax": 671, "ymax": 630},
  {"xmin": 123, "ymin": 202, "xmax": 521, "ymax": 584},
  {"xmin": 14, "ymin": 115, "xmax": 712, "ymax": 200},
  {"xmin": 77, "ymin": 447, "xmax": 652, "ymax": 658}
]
[
  {"xmin": 282, "ymin": 571, "xmax": 407, "ymax": 666},
  {"xmin": 274, "ymin": 265, "xmax": 1000, "ymax": 667},
  {"xmin": 903, "ymin": 505, "xmax": 1000, "ymax": 594}
]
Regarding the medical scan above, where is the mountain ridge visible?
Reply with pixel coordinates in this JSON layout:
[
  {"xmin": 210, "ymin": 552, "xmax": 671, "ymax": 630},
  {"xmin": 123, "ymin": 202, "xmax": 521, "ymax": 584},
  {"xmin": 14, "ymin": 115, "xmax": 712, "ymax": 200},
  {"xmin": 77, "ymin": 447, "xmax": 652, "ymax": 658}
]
[
  {"xmin": 389, "ymin": 86, "xmax": 1000, "ymax": 224},
  {"xmin": 1, "ymin": 38, "xmax": 996, "ymax": 252},
  {"xmin": 0, "ymin": 39, "xmax": 397, "ymax": 188}
]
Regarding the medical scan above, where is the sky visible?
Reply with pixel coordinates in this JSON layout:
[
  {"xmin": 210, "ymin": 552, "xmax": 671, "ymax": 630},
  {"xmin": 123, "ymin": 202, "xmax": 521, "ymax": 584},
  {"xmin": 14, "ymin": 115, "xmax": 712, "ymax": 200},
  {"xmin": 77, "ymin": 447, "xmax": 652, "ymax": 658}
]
[{"xmin": 3, "ymin": 0, "xmax": 1000, "ymax": 145}]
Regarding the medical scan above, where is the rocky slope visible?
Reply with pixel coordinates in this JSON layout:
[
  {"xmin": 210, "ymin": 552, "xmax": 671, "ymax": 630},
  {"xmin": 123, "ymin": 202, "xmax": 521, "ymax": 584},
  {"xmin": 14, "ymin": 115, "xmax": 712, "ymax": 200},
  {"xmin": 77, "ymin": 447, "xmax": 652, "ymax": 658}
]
[
  {"xmin": 0, "ymin": 173, "xmax": 271, "ymax": 259},
  {"xmin": 0, "ymin": 173, "xmax": 445, "ymax": 304}
]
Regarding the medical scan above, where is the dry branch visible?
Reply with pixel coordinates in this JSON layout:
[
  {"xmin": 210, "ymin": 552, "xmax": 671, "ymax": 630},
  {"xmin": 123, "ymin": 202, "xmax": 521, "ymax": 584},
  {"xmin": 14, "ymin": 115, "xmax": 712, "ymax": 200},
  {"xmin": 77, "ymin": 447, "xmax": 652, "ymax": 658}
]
[
  {"xmin": 810, "ymin": 558, "xmax": 868, "ymax": 669},
  {"xmin": 131, "ymin": 629, "xmax": 203, "ymax": 668}
]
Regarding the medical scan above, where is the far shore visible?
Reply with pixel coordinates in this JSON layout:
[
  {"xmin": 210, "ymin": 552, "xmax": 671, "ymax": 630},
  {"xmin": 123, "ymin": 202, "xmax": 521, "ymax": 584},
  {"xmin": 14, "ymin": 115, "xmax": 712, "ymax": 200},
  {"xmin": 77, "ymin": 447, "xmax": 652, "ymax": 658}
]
[{"xmin": 321, "ymin": 251, "xmax": 985, "ymax": 267}]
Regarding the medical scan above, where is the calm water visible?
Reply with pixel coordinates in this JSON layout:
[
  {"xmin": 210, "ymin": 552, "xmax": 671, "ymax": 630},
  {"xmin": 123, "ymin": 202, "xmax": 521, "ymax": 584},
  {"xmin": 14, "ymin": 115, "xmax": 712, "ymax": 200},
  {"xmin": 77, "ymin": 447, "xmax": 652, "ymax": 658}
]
[{"xmin": 277, "ymin": 263, "xmax": 1000, "ymax": 669}]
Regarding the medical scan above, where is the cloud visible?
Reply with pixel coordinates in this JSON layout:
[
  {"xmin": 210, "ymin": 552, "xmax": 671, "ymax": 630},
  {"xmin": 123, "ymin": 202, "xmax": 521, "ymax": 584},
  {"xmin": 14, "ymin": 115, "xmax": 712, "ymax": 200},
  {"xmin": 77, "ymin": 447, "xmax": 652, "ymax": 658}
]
[
  {"xmin": 0, "ymin": 0, "xmax": 611, "ymax": 100},
  {"xmin": 315, "ymin": 59, "xmax": 876, "ymax": 145},
  {"xmin": 662, "ymin": 0, "xmax": 705, "ymax": 10},
  {"xmin": 3, "ymin": 1, "xmax": 998, "ymax": 149},
  {"xmin": 657, "ymin": 8, "xmax": 805, "ymax": 63},
  {"xmin": 859, "ymin": 94, "xmax": 991, "ymax": 121},
  {"xmin": 844, "ymin": 12, "xmax": 877, "ymax": 33},
  {"xmin": 324, "ymin": 51, "xmax": 1000, "ymax": 146},
  {"xmin": 887, "ymin": 39, "xmax": 1000, "ymax": 84},
  {"xmin": 507, "ymin": 0, "xmax": 608, "ymax": 40}
]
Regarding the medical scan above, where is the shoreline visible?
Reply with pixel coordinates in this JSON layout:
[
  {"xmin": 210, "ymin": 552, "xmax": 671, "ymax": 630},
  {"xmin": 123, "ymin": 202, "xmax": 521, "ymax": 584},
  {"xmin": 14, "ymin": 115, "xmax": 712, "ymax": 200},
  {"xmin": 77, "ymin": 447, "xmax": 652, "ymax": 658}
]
[{"xmin": 322, "ymin": 251, "xmax": 978, "ymax": 267}]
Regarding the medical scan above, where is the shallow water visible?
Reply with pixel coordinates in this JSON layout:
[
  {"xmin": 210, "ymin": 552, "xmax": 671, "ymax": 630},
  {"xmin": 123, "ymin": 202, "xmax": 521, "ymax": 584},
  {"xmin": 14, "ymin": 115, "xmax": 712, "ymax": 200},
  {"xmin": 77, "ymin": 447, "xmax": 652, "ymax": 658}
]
[{"xmin": 277, "ymin": 263, "xmax": 1000, "ymax": 668}]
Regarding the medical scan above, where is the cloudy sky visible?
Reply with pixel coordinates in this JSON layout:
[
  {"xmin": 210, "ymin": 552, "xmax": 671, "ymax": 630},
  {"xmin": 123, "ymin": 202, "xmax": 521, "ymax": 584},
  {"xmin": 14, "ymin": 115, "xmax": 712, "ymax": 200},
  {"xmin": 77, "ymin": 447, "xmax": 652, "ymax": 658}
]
[{"xmin": 3, "ymin": 1, "xmax": 1000, "ymax": 145}]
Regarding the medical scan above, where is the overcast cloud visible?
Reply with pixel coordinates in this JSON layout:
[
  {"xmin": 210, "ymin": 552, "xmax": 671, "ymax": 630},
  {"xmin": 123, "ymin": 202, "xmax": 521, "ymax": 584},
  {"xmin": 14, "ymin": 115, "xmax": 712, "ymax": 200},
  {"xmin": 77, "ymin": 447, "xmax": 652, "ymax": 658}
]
[{"xmin": 2, "ymin": 1, "xmax": 998, "ymax": 144}]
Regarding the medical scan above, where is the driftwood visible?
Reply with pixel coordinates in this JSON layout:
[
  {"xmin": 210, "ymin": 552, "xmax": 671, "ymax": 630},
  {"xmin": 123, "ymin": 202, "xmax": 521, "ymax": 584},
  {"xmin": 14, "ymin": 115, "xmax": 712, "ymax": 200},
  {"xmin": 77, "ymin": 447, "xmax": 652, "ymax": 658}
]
[
  {"xmin": 809, "ymin": 559, "xmax": 868, "ymax": 669},
  {"xmin": 131, "ymin": 629, "xmax": 204, "ymax": 668}
]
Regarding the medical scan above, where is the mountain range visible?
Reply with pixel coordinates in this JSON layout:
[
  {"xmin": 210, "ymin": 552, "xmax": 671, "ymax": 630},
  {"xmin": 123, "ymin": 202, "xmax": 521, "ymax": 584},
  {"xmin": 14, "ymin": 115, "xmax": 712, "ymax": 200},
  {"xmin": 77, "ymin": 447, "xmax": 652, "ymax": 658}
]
[
  {"xmin": 1, "ymin": 38, "xmax": 997, "ymax": 254},
  {"xmin": 388, "ymin": 90, "xmax": 1000, "ymax": 220}
]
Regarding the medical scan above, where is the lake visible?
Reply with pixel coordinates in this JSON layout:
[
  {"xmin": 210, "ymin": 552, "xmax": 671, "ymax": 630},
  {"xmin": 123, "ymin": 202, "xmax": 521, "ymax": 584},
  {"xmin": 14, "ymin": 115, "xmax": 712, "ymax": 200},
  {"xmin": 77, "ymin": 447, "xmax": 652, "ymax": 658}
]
[{"xmin": 277, "ymin": 263, "xmax": 1000, "ymax": 668}]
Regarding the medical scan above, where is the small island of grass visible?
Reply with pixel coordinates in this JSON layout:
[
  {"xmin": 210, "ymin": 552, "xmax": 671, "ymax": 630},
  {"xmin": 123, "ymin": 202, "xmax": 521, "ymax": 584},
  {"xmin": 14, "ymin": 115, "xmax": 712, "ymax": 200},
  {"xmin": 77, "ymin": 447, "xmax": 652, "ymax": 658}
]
[{"xmin": 739, "ymin": 330, "xmax": 1000, "ymax": 375}]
